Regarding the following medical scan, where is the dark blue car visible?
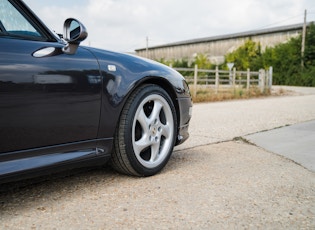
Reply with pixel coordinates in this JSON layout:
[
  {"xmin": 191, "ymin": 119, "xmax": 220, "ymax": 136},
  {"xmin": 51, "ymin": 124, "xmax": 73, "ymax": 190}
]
[{"xmin": 0, "ymin": 0, "xmax": 192, "ymax": 183}]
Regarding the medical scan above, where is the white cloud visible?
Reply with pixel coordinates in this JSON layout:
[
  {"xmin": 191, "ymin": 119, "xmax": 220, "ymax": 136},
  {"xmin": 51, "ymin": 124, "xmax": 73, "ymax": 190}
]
[{"xmin": 24, "ymin": 0, "xmax": 315, "ymax": 52}]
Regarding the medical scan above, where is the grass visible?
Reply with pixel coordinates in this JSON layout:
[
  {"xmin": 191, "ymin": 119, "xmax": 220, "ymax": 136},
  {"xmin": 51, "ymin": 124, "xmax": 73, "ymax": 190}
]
[{"xmin": 190, "ymin": 86, "xmax": 271, "ymax": 103}]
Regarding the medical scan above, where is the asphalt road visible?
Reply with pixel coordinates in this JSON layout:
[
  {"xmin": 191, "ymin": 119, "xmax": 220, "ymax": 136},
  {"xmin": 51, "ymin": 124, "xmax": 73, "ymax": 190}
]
[{"xmin": 1, "ymin": 86, "xmax": 315, "ymax": 229}]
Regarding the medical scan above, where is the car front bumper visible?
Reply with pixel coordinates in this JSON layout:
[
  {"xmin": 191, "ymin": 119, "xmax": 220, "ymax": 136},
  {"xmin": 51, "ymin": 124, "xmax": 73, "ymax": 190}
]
[{"xmin": 176, "ymin": 97, "xmax": 192, "ymax": 145}]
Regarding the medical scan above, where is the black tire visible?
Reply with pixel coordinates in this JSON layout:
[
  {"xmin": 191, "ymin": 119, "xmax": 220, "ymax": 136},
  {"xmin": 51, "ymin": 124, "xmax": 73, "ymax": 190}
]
[{"xmin": 111, "ymin": 84, "xmax": 177, "ymax": 176}]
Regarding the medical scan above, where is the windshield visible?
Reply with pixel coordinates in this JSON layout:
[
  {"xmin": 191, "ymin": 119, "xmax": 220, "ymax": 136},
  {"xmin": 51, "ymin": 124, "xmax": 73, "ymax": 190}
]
[{"xmin": 0, "ymin": 0, "xmax": 42, "ymax": 38}]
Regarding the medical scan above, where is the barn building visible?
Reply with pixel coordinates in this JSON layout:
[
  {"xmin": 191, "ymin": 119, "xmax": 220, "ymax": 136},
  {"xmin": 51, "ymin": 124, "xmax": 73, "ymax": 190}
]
[{"xmin": 135, "ymin": 22, "xmax": 313, "ymax": 64}]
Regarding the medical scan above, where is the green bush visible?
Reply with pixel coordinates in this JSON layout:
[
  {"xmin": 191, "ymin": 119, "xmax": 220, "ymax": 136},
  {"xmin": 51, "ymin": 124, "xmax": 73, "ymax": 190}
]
[
  {"xmin": 224, "ymin": 22, "xmax": 315, "ymax": 86},
  {"xmin": 157, "ymin": 23, "xmax": 315, "ymax": 87}
]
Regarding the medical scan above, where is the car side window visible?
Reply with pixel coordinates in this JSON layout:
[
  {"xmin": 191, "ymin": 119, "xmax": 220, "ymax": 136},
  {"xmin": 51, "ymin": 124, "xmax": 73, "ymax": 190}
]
[{"xmin": 0, "ymin": 0, "xmax": 42, "ymax": 39}]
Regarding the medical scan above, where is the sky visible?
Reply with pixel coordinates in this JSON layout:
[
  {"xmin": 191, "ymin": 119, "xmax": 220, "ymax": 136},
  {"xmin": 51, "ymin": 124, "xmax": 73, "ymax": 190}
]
[{"xmin": 24, "ymin": 0, "xmax": 315, "ymax": 53}]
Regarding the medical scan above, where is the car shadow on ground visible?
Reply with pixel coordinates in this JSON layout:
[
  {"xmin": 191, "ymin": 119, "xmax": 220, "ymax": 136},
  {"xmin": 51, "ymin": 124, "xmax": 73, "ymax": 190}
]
[
  {"xmin": 0, "ymin": 166, "xmax": 119, "ymax": 211},
  {"xmin": 0, "ymin": 151, "xmax": 192, "ymax": 214}
]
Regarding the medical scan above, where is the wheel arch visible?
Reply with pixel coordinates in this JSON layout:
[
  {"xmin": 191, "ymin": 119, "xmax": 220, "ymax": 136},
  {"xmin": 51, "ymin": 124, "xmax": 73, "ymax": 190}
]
[
  {"xmin": 119, "ymin": 76, "xmax": 181, "ymax": 142},
  {"xmin": 131, "ymin": 77, "xmax": 181, "ymax": 133}
]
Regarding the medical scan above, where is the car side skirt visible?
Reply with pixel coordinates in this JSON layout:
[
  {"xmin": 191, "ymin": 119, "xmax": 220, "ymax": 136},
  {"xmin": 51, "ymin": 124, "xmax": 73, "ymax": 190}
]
[{"xmin": 0, "ymin": 138, "xmax": 112, "ymax": 184}]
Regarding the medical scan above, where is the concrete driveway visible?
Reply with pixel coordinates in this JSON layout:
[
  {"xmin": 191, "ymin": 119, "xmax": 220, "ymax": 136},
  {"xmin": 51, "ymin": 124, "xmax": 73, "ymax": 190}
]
[
  {"xmin": 176, "ymin": 86, "xmax": 315, "ymax": 150},
  {"xmin": 176, "ymin": 86, "xmax": 315, "ymax": 172},
  {"xmin": 245, "ymin": 120, "xmax": 315, "ymax": 172}
]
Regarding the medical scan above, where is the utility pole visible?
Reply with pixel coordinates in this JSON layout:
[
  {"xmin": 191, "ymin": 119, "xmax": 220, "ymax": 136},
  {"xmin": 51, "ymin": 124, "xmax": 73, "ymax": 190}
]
[
  {"xmin": 301, "ymin": 9, "xmax": 307, "ymax": 69},
  {"xmin": 146, "ymin": 36, "xmax": 149, "ymax": 58}
]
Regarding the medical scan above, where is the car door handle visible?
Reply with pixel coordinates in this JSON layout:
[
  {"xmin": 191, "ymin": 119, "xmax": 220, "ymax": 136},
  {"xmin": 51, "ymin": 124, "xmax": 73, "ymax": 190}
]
[{"xmin": 32, "ymin": 47, "xmax": 57, "ymax": 58}]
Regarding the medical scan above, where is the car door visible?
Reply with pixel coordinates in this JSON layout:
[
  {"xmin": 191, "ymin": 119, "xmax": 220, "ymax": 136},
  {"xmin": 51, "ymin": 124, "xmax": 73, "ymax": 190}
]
[{"xmin": 0, "ymin": 0, "xmax": 102, "ymax": 154}]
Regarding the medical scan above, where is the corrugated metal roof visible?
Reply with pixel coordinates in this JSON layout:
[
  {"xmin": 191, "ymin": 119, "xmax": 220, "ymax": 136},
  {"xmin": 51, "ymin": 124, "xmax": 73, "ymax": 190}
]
[{"xmin": 135, "ymin": 22, "xmax": 313, "ymax": 51}]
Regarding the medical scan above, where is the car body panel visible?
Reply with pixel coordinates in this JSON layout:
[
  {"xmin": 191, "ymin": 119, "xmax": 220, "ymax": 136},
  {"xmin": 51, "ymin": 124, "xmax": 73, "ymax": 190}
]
[
  {"xmin": 88, "ymin": 47, "xmax": 192, "ymax": 141},
  {"xmin": 0, "ymin": 0, "xmax": 192, "ymax": 183},
  {"xmin": 0, "ymin": 39, "xmax": 102, "ymax": 153}
]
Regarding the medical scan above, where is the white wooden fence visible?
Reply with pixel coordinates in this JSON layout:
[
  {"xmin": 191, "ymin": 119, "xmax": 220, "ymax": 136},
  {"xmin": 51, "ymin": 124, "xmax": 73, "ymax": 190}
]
[{"xmin": 173, "ymin": 65, "xmax": 273, "ymax": 97}]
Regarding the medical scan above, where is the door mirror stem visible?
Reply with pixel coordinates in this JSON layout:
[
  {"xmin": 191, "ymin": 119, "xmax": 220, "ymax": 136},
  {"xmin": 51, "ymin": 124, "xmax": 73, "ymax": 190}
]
[{"xmin": 62, "ymin": 18, "xmax": 88, "ymax": 55}]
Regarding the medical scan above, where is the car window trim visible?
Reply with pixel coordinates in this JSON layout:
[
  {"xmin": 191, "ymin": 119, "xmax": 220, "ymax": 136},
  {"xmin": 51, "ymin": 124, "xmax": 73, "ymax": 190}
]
[
  {"xmin": 0, "ymin": 32, "xmax": 50, "ymax": 42},
  {"xmin": 0, "ymin": 20, "xmax": 6, "ymax": 33}
]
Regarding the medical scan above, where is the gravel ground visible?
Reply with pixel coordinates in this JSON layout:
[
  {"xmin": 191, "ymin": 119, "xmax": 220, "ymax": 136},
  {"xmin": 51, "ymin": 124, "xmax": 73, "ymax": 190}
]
[{"xmin": 1, "ymin": 86, "xmax": 315, "ymax": 229}]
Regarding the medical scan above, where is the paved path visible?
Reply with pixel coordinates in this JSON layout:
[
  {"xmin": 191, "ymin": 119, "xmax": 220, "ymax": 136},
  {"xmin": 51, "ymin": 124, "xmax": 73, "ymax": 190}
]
[{"xmin": 245, "ymin": 120, "xmax": 315, "ymax": 172}]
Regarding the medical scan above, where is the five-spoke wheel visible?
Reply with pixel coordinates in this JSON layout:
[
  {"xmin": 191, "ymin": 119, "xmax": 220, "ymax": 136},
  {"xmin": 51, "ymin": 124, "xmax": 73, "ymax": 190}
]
[{"xmin": 111, "ymin": 84, "xmax": 177, "ymax": 176}]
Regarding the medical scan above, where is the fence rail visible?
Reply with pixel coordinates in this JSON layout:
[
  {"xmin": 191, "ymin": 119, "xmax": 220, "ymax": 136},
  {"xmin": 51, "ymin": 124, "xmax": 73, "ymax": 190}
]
[{"xmin": 173, "ymin": 65, "xmax": 273, "ymax": 97}]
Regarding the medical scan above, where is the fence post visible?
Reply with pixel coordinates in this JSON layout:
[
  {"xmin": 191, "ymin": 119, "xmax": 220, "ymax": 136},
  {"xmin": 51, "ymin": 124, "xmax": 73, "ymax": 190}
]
[
  {"xmin": 194, "ymin": 64, "xmax": 198, "ymax": 98},
  {"xmin": 215, "ymin": 65, "xmax": 219, "ymax": 94},
  {"xmin": 246, "ymin": 68, "xmax": 250, "ymax": 91},
  {"xmin": 268, "ymin": 66, "xmax": 273, "ymax": 90},
  {"xmin": 232, "ymin": 67, "xmax": 236, "ymax": 88},
  {"xmin": 259, "ymin": 69, "xmax": 265, "ymax": 93}
]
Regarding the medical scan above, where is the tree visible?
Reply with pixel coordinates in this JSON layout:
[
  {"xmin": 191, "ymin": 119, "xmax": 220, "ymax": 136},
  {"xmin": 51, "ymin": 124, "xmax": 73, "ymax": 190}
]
[
  {"xmin": 192, "ymin": 53, "xmax": 213, "ymax": 69},
  {"xmin": 304, "ymin": 22, "xmax": 315, "ymax": 67},
  {"xmin": 265, "ymin": 22, "xmax": 315, "ymax": 86},
  {"xmin": 265, "ymin": 36, "xmax": 301, "ymax": 85},
  {"xmin": 225, "ymin": 40, "xmax": 262, "ymax": 70}
]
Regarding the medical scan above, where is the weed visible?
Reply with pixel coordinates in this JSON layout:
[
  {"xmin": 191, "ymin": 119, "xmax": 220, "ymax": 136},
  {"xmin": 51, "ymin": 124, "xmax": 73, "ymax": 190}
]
[{"xmin": 190, "ymin": 86, "xmax": 271, "ymax": 103}]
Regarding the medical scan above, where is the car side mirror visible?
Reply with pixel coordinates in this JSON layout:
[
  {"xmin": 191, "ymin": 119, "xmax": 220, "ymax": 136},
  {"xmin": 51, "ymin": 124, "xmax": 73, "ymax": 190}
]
[{"xmin": 62, "ymin": 18, "xmax": 88, "ymax": 55}]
